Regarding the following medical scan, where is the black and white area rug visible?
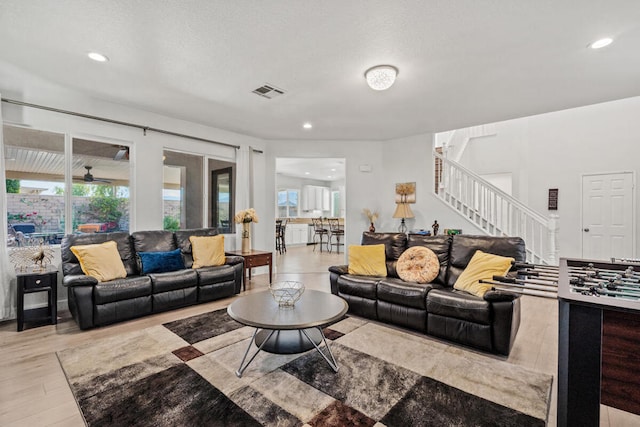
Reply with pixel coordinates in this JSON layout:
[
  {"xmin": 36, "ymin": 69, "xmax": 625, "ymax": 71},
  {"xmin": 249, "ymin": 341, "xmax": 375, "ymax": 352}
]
[{"xmin": 57, "ymin": 308, "xmax": 552, "ymax": 426}]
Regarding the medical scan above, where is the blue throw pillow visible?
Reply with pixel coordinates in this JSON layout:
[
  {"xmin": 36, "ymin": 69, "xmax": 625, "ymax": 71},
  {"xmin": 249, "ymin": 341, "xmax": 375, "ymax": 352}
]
[{"xmin": 138, "ymin": 248, "xmax": 185, "ymax": 274}]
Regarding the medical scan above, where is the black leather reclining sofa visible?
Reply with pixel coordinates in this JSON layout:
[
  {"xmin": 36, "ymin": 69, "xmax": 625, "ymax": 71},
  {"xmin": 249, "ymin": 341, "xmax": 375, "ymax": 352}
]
[
  {"xmin": 61, "ymin": 228, "xmax": 243, "ymax": 329},
  {"xmin": 329, "ymin": 232, "xmax": 526, "ymax": 356}
]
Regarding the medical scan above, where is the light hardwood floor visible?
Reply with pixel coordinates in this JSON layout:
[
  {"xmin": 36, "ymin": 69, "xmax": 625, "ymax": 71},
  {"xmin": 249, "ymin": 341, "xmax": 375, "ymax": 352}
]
[{"xmin": 0, "ymin": 244, "xmax": 637, "ymax": 426}]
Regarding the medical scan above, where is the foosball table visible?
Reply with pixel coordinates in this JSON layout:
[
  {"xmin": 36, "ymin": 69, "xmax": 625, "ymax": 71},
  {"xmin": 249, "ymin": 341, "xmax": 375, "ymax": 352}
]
[{"xmin": 555, "ymin": 257, "xmax": 640, "ymax": 427}]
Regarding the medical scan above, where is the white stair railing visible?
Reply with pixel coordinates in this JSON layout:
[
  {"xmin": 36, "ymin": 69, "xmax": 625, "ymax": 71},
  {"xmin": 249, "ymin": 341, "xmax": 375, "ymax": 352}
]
[{"xmin": 433, "ymin": 150, "xmax": 558, "ymax": 264}]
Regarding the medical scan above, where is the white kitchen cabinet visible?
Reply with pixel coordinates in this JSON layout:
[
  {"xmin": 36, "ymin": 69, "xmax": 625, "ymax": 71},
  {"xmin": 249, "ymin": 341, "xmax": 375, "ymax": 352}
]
[
  {"xmin": 284, "ymin": 224, "xmax": 308, "ymax": 245},
  {"xmin": 322, "ymin": 187, "xmax": 330, "ymax": 210},
  {"xmin": 303, "ymin": 185, "xmax": 331, "ymax": 211}
]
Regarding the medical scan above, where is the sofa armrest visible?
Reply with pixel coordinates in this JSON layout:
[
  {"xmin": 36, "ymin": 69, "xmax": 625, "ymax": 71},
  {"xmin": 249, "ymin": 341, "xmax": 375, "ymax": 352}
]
[
  {"xmin": 66, "ymin": 281, "xmax": 95, "ymax": 329},
  {"xmin": 329, "ymin": 265, "xmax": 349, "ymax": 275},
  {"xmin": 328, "ymin": 265, "xmax": 349, "ymax": 295},
  {"xmin": 491, "ymin": 297, "xmax": 521, "ymax": 356},
  {"xmin": 63, "ymin": 274, "xmax": 98, "ymax": 287},
  {"xmin": 225, "ymin": 256, "xmax": 245, "ymax": 294},
  {"xmin": 225, "ymin": 255, "xmax": 244, "ymax": 266},
  {"xmin": 484, "ymin": 289, "xmax": 519, "ymax": 302}
]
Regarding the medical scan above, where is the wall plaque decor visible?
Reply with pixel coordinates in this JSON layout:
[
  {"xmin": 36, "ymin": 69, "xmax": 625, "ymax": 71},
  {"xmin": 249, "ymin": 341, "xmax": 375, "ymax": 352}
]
[
  {"xmin": 548, "ymin": 188, "xmax": 558, "ymax": 210},
  {"xmin": 395, "ymin": 182, "xmax": 416, "ymax": 203}
]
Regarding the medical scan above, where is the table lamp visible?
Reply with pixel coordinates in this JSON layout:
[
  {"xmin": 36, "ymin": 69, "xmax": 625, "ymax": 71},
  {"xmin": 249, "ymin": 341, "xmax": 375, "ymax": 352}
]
[{"xmin": 393, "ymin": 202, "xmax": 414, "ymax": 233}]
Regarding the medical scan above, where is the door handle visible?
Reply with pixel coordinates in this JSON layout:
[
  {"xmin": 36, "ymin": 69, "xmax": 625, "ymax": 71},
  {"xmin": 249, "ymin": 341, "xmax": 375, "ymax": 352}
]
[{"xmin": 583, "ymin": 228, "xmax": 590, "ymax": 232}]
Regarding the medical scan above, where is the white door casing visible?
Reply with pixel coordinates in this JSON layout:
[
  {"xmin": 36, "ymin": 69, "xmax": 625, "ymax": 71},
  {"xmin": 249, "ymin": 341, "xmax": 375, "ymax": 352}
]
[{"xmin": 581, "ymin": 172, "xmax": 634, "ymax": 260}]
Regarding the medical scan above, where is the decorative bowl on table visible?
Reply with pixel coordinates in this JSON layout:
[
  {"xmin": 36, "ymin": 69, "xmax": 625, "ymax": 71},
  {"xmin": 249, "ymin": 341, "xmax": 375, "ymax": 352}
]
[{"xmin": 269, "ymin": 281, "xmax": 305, "ymax": 307}]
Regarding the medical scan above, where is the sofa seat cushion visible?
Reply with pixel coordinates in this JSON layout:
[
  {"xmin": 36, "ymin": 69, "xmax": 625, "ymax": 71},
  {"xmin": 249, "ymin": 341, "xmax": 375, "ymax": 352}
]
[
  {"xmin": 378, "ymin": 278, "xmax": 441, "ymax": 310},
  {"xmin": 195, "ymin": 264, "xmax": 235, "ymax": 285},
  {"xmin": 337, "ymin": 274, "xmax": 379, "ymax": 299},
  {"xmin": 426, "ymin": 289, "xmax": 491, "ymax": 324},
  {"xmin": 94, "ymin": 276, "xmax": 152, "ymax": 304},
  {"xmin": 148, "ymin": 269, "xmax": 198, "ymax": 293}
]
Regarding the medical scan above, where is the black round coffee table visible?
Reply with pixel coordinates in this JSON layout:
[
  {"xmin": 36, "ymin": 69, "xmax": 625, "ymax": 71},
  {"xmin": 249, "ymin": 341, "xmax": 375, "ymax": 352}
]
[{"xmin": 227, "ymin": 289, "xmax": 348, "ymax": 377}]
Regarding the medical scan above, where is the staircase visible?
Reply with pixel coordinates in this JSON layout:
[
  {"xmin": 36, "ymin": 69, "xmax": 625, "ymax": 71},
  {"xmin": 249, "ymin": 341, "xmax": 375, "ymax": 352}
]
[{"xmin": 433, "ymin": 149, "xmax": 558, "ymax": 264}]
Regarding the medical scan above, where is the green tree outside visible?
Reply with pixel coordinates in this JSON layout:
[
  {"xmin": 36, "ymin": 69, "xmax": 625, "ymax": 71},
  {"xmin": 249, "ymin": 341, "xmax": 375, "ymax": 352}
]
[
  {"xmin": 6, "ymin": 179, "xmax": 20, "ymax": 193},
  {"xmin": 163, "ymin": 215, "xmax": 180, "ymax": 231},
  {"xmin": 54, "ymin": 184, "xmax": 92, "ymax": 196}
]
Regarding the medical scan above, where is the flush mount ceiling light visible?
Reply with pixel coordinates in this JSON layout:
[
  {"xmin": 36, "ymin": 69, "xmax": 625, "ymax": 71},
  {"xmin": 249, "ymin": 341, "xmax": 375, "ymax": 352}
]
[
  {"xmin": 88, "ymin": 52, "xmax": 109, "ymax": 62},
  {"xmin": 303, "ymin": 122, "xmax": 313, "ymax": 129},
  {"xmin": 365, "ymin": 65, "xmax": 398, "ymax": 91},
  {"xmin": 589, "ymin": 38, "xmax": 613, "ymax": 49}
]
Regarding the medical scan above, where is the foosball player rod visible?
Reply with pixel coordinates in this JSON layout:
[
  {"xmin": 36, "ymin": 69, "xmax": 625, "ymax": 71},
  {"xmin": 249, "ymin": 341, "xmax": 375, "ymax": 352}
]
[
  {"xmin": 568, "ymin": 275, "xmax": 640, "ymax": 287},
  {"xmin": 570, "ymin": 274, "xmax": 640, "ymax": 285},
  {"xmin": 488, "ymin": 285, "xmax": 557, "ymax": 299},
  {"xmin": 517, "ymin": 270, "xmax": 560, "ymax": 279},
  {"xmin": 493, "ymin": 275, "xmax": 558, "ymax": 287},
  {"xmin": 569, "ymin": 278, "xmax": 640, "ymax": 292},
  {"xmin": 566, "ymin": 265, "xmax": 640, "ymax": 278},
  {"xmin": 566, "ymin": 269, "xmax": 640, "ymax": 283},
  {"xmin": 480, "ymin": 279, "xmax": 558, "ymax": 292},
  {"xmin": 570, "ymin": 285, "xmax": 640, "ymax": 298},
  {"xmin": 512, "ymin": 262, "xmax": 560, "ymax": 272}
]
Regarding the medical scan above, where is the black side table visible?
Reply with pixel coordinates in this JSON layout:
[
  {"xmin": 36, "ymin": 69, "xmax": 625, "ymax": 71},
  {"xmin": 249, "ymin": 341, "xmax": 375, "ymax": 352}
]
[{"xmin": 16, "ymin": 269, "xmax": 58, "ymax": 331}]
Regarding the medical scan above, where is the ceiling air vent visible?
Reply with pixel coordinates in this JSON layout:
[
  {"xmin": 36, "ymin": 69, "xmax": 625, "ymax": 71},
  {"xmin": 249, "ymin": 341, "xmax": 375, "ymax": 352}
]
[{"xmin": 252, "ymin": 83, "xmax": 286, "ymax": 99}]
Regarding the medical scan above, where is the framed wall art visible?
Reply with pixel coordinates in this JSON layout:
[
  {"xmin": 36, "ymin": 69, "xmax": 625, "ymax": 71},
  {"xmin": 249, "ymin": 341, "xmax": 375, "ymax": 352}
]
[{"xmin": 395, "ymin": 182, "xmax": 416, "ymax": 203}]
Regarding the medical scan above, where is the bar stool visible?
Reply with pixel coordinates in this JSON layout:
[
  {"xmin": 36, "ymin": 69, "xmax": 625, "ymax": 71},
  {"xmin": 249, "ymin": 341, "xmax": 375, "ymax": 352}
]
[
  {"xmin": 328, "ymin": 218, "xmax": 344, "ymax": 253},
  {"xmin": 311, "ymin": 218, "xmax": 329, "ymax": 252},
  {"xmin": 275, "ymin": 219, "xmax": 287, "ymax": 254}
]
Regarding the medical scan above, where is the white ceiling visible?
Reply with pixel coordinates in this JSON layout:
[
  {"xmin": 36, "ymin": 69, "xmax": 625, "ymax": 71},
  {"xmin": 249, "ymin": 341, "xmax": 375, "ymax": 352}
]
[{"xmin": 1, "ymin": 1, "xmax": 639, "ymax": 141}]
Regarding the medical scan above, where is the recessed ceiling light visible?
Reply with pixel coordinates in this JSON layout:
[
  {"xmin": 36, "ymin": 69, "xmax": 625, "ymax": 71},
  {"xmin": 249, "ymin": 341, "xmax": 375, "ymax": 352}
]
[
  {"xmin": 88, "ymin": 52, "xmax": 109, "ymax": 62},
  {"xmin": 305, "ymin": 172, "xmax": 310, "ymax": 175},
  {"xmin": 331, "ymin": 168, "xmax": 336, "ymax": 172},
  {"xmin": 303, "ymin": 123, "xmax": 313, "ymax": 129},
  {"xmin": 589, "ymin": 38, "xmax": 613, "ymax": 49}
]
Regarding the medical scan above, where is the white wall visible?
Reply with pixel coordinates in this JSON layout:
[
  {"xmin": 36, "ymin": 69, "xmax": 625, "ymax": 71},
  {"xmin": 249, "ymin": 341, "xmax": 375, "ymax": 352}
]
[
  {"xmin": 382, "ymin": 133, "xmax": 484, "ymax": 235},
  {"xmin": 458, "ymin": 96, "xmax": 640, "ymax": 258}
]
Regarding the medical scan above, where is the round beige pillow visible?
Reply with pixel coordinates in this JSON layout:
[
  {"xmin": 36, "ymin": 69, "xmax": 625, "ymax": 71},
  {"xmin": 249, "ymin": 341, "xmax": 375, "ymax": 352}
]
[{"xmin": 396, "ymin": 246, "xmax": 439, "ymax": 284}]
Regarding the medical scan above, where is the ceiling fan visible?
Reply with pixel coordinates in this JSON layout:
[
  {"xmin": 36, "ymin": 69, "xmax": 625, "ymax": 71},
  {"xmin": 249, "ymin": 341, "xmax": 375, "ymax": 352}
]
[{"xmin": 77, "ymin": 166, "xmax": 112, "ymax": 183}]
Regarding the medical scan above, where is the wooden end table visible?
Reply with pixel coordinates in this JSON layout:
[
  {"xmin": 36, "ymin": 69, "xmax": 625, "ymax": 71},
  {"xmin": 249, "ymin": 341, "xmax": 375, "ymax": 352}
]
[
  {"xmin": 16, "ymin": 268, "xmax": 58, "ymax": 331},
  {"xmin": 225, "ymin": 249, "xmax": 272, "ymax": 290}
]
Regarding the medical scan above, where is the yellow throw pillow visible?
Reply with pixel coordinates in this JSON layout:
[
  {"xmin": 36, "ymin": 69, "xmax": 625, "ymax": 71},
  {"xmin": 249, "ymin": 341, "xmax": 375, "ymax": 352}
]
[
  {"xmin": 348, "ymin": 244, "xmax": 387, "ymax": 277},
  {"xmin": 70, "ymin": 240, "xmax": 127, "ymax": 282},
  {"xmin": 453, "ymin": 250, "xmax": 514, "ymax": 297},
  {"xmin": 190, "ymin": 235, "xmax": 225, "ymax": 268},
  {"xmin": 397, "ymin": 246, "xmax": 440, "ymax": 283}
]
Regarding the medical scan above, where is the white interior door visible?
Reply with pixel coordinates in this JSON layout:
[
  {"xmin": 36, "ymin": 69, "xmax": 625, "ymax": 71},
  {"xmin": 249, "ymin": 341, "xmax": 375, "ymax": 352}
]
[{"xmin": 582, "ymin": 172, "xmax": 634, "ymax": 260}]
